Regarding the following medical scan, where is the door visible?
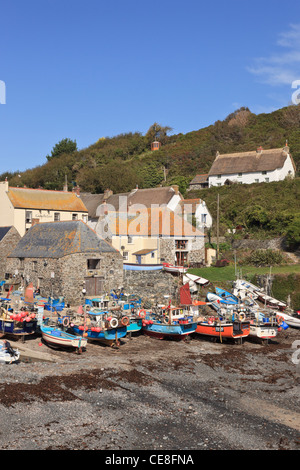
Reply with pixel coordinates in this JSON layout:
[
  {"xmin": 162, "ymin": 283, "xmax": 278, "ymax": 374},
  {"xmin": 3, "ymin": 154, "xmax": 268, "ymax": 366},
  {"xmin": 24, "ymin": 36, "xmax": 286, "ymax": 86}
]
[
  {"xmin": 136, "ymin": 255, "xmax": 142, "ymax": 264},
  {"xmin": 84, "ymin": 277, "xmax": 104, "ymax": 296}
]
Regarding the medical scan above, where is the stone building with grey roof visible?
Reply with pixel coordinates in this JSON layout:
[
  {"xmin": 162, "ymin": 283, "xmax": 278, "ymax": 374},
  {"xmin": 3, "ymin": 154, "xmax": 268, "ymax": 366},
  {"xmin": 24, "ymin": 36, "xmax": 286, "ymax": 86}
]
[{"xmin": 6, "ymin": 220, "xmax": 123, "ymax": 304}]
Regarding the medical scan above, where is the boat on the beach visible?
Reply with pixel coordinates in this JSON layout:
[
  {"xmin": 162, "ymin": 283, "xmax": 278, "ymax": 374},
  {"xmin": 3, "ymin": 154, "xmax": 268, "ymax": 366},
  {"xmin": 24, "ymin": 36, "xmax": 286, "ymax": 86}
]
[
  {"xmin": 246, "ymin": 310, "xmax": 279, "ymax": 342},
  {"xmin": 215, "ymin": 287, "xmax": 240, "ymax": 304},
  {"xmin": 0, "ymin": 304, "xmax": 38, "ymax": 338},
  {"xmin": 69, "ymin": 309, "xmax": 128, "ymax": 347},
  {"xmin": 206, "ymin": 291, "xmax": 238, "ymax": 306},
  {"xmin": 183, "ymin": 273, "xmax": 210, "ymax": 286},
  {"xmin": 141, "ymin": 304, "xmax": 197, "ymax": 340},
  {"xmin": 0, "ymin": 340, "xmax": 20, "ymax": 364},
  {"xmin": 276, "ymin": 311, "xmax": 300, "ymax": 329},
  {"xmin": 195, "ymin": 314, "xmax": 251, "ymax": 344},
  {"xmin": 40, "ymin": 324, "xmax": 87, "ymax": 352},
  {"xmin": 163, "ymin": 263, "xmax": 187, "ymax": 274}
]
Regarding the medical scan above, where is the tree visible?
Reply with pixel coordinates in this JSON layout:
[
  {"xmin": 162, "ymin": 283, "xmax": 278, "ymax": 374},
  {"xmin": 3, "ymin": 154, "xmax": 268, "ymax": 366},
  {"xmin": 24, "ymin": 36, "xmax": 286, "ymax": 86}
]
[
  {"xmin": 46, "ymin": 138, "xmax": 77, "ymax": 161},
  {"xmin": 145, "ymin": 122, "xmax": 173, "ymax": 147}
]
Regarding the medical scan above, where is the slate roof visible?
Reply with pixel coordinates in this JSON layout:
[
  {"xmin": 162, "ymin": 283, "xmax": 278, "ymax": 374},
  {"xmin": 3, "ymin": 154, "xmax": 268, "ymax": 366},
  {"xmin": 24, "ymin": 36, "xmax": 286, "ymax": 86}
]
[
  {"xmin": 81, "ymin": 186, "xmax": 181, "ymax": 218},
  {"xmin": 0, "ymin": 226, "xmax": 12, "ymax": 242},
  {"xmin": 7, "ymin": 187, "xmax": 88, "ymax": 212},
  {"xmin": 8, "ymin": 221, "xmax": 118, "ymax": 258},
  {"xmin": 208, "ymin": 147, "xmax": 294, "ymax": 176}
]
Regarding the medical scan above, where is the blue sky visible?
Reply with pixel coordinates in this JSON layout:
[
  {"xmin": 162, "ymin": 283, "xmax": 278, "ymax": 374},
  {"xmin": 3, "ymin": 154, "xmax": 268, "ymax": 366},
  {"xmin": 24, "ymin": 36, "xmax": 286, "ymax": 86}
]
[{"xmin": 1, "ymin": 0, "xmax": 300, "ymax": 172}]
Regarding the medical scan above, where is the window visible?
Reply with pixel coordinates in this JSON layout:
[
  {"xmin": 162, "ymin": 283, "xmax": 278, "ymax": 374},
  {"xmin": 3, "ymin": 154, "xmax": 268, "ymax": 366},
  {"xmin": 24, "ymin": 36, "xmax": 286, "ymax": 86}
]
[
  {"xmin": 151, "ymin": 252, "xmax": 155, "ymax": 259},
  {"xmin": 19, "ymin": 258, "xmax": 24, "ymax": 269},
  {"xmin": 82, "ymin": 214, "xmax": 87, "ymax": 223},
  {"xmin": 255, "ymin": 179, "xmax": 259, "ymax": 183},
  {"xmin": 54, "ymin": 212, "xmax": 60, "ymax": 221},
  {"xmin": 25, "ymin": 211, "xmax": 32, "ymax": 224},
  {"xmin": 238, "ymin": 173, "xmax": 242, "ymax": 177},
  {"xmin": 201, "ymin": 214, "xmax": 207, "ymax": 224},
  {"xmin": 72, "ymin": 213, "xmax": 78, "ymax": 220},
  {"xmin": 262, "ymin": 171, "xmax": 267, "ymax": 175},
  {"xmin": 217, "ymin": 174, "xmax": 221, "ymax": 179},
  {"xmin": 87, "ymin": 259, "xmax": 100, "ymax": 269},
  {"xmin": 175, "ymin": 240, "xmax": 188, "ymax": 249},
  {"xmin": 123, "ymin": 251, "xmax": 129, "ymax": 261},
  {"xmin": 265, "ymin": 177, "xmax": 269, "ymax": 183},
  {"xmin": 127, "ymin": 236, "xmax": 133, "ymax": 244}
]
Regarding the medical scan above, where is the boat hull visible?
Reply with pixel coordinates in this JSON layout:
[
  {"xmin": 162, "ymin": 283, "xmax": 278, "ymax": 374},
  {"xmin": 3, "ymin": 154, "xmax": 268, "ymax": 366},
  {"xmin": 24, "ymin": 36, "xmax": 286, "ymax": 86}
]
[
  {"xmin": 0, "ymin": 341, "xmax": 20, "ymax": 363},
  {"xmin": 127, "ymin": 318, "xmax": 143, "ymax": 333},
  {"xmin": 277, "ymin": 313, "xmax": 300, "ymax": 329},
  {"xmin": 0, "ymin": 319, "xmax": 37, "ymax": 337},
  {"xmin": 72, "ymin": 325, "xmax": 127, "ymax": 345},
  {"xmin": 142, "ymin": 321, "xmax": 197, "ymax": 340},
  {"xmin": 249, "ymin": 324, "xmax": 278, "ymax": 339},
  {"xmin": 196, "ymin": 321, "xmax": 250, "ymax": 339},
  {"xmin": 41, "ymin": 326, "xmax": 87, "ymax": 350}
]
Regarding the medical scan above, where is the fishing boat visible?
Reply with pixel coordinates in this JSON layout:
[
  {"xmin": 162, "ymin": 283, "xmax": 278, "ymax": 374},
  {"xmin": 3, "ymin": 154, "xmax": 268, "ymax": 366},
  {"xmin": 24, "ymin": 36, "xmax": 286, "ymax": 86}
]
[
  {"xmin": 215, "ymin": 287, "xmax": 240, "ymax": 304},
  {"xmin": 163, "ymin": 263, "xmax": 187, "ymax": 274},
  {"xmin": 69, "ymin": 310, "xmax": 128, "ymax": 347},
  {"xmin": 183, "ymin": 273, "xmax": 210, "ymax": 287},
  {"xmin": 0, "ymin": 340, "xmax": 20, "ymax": 364},
  {"xmin": 0, "ymin": 305, "xmax": 38, "ymax": 338},
  {"xmin": 141, "ymin": 303, "xmax": 197, "ymax": 341},
  {"xmin": 126, "ymin": 316, "xmax": 143, "ymax": 334},
  {"xmin": 256, "ymin": 292, "xmax": 286, "ymax": 311},
  {"xmin": 206, "ymin": 292, "xmax": 238, "ymax": 306},
  {"xmin": 196, "ymin": 314, "xmax": 251, "ymax": 344},
  {"xmin": 276, "ymin": 311, "xmax": 300, "ymax": 329},
  {"xmin": 40, "ymin": 324, "xmax": 87, "ymax": 352},
  {"xmin": 246, "ymin": 310, "xmax": 279, "ymax": 342}
]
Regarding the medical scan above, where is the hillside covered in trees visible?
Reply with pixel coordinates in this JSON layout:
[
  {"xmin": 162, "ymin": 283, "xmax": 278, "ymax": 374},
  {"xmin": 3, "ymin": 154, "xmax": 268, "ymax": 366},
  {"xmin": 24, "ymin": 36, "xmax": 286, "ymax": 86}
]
[{"xmin": 1, "ymin": 105, "xmax": 300, "ymax": 195}]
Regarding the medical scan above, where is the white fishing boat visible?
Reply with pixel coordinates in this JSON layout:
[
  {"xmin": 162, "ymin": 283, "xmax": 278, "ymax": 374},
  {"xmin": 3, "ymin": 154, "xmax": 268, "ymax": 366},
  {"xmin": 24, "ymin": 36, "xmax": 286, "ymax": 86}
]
[
  {"xmin": 163, "ymin": 263, "xmax": 187, "ymax": 274},
  {"xmin": 0, "ymin": 340, "xmax": 20, "ymax": 364},
  {"xmin": 184, "ymin": 273, "xmax": 210, "ymax": 286},
  {"xmin": 247, "ymin": 312, "xmax": 279, "ymax": 341},
  {"xmin": 40, "ymin": 324, "xmax": 87, "ymax": 351},
  {"xmin": 276, "ymin": 312, "xmax": 300, "ymax": 329}
]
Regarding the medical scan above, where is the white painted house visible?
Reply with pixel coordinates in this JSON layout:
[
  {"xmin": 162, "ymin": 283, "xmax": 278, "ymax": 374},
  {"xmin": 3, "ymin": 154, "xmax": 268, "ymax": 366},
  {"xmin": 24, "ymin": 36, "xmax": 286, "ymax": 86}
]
[{"xmin": 208, "ymin": 145, "xmax": 296, "ymax": 187}]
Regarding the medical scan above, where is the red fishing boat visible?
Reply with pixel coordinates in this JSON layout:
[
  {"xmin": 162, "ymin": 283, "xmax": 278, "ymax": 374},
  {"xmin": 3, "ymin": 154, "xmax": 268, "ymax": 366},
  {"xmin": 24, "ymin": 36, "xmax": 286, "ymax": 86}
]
[{"xmin": 196, "ymin": 314, "xmax": 250, "ymax": 344}]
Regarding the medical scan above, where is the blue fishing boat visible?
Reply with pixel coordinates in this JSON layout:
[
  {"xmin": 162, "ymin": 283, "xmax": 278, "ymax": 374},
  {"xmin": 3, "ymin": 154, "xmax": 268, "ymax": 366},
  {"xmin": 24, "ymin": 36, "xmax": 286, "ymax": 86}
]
[
  {"xmin": 126, "ymin": 316, "xmax": 143, "ymax": 334},
  {"xmin": 141, "ymin": 306, "xmax": 197, "ymax": 341},
  {"xmin": 215, "ymin": 287, "xmax": 239, "ymax": 304},
  {"xmin": 40, "ymin": 324, "xmax": 87, "ymax": 352},
  {"xmin": 70, "ymin": 311, "xmax": 127, "ymax": 347}
]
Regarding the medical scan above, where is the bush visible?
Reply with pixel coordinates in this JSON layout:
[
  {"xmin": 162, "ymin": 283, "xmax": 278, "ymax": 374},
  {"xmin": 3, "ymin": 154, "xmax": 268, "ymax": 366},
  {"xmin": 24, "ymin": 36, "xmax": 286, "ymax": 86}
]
[{"xmin": 241, "ymin": 249, "xmax": 284, "ymax": 267}]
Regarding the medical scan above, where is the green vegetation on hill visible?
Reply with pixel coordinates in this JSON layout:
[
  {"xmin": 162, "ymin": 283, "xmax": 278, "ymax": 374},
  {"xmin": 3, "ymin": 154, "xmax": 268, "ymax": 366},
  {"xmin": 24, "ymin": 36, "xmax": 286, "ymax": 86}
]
[
  {"xmin": 2, "ymin": 105, "xmax": 300, "ymax": 195},
  {"xmin": 189, "ymin": 178, "xmax": 300, "ymax": 246},
  {"xmin": 1, "ymin": 105, "xmax": 300, "ymax": 243}
]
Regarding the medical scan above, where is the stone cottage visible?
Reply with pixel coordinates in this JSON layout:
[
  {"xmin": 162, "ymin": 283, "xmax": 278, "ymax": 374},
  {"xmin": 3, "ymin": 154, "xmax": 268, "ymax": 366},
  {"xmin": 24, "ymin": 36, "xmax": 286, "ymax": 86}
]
[{"xmin": 6, "ymin": 220, "xmax": 123, "ymax": 304}]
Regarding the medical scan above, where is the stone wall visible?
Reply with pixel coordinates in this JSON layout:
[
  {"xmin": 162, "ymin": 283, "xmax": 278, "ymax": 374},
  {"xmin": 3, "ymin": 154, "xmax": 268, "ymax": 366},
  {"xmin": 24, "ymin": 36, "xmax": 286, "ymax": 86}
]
[
  {"xmin": 123, "ymin": 269, "xmax": 180, "ymax": 305},
  {"xmin": 0, "ymin": 227, "xmax": 21, "ymax": 279},
  {"xmin": 232, "ymin": 237, "xmax": 285, "ymax": 251},
  {"xmin": 6, "ymin": 251, "xmax": 123, "ymax": 306},
  {"xmin": 159, "ymin": 238, "xmax": 175, "ymax": 264}
]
